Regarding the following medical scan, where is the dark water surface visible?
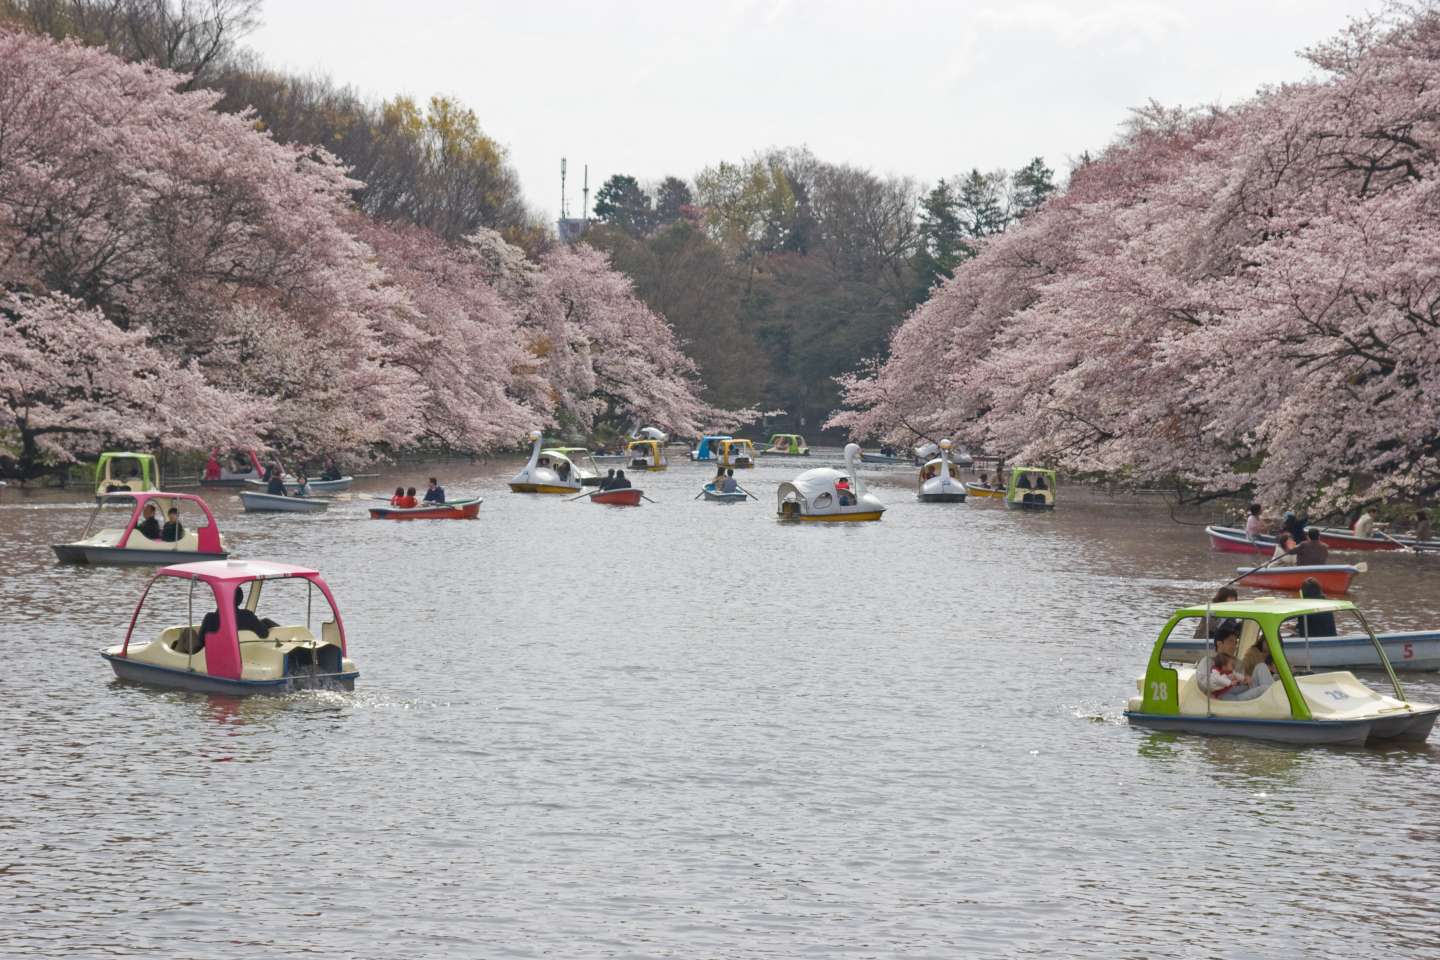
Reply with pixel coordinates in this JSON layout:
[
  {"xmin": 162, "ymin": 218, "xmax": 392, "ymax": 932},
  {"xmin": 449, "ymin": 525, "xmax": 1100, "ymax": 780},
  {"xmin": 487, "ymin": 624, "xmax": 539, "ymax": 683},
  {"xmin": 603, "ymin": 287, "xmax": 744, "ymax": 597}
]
[{"xmin": 3, "ymin": 455, "xmax": 1438, "ymax": 959}]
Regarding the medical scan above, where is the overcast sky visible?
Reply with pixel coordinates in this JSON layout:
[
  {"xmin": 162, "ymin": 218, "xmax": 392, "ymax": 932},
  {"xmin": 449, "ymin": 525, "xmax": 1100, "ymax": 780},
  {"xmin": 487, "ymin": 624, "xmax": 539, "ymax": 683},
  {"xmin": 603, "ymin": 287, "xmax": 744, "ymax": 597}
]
[{"xmin": 248, "ymin": 0, "xmax": 1379, "ymax": 222}]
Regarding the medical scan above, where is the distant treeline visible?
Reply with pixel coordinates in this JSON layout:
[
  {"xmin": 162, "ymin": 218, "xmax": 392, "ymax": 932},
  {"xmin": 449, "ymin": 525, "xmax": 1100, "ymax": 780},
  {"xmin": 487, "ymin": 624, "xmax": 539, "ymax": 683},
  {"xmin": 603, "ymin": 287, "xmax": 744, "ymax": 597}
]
[{"xmin": 581, "ymin": 153, "xmax": 1057, "ymax": 430}]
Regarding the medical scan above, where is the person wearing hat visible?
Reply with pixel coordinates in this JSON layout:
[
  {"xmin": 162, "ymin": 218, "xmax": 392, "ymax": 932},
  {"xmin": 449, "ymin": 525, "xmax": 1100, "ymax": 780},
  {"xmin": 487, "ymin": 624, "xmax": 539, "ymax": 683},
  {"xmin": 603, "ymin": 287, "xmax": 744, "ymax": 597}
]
[{"xmin": 1281, "ymin": 510, "xmax": 1308, "ymax": 544}]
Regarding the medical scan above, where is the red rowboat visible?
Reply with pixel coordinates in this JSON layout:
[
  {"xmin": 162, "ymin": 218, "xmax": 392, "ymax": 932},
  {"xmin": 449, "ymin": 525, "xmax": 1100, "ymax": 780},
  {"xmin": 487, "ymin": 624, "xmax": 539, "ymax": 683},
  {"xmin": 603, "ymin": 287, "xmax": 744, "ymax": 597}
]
[
  {"xmin": 368, "ymin": 497, "xmax": 482, "ymax": 520},
  {"xmin": 1234, "ymin": 563, "xmax": 1362, "ymax": 594},
  {"xmin": 591, "ymin": 488, "xmax": 643, "ymax": 506},
  {"xmin": 1207, "ymin": 524, "xmax": 1439, "ymax": 554}
]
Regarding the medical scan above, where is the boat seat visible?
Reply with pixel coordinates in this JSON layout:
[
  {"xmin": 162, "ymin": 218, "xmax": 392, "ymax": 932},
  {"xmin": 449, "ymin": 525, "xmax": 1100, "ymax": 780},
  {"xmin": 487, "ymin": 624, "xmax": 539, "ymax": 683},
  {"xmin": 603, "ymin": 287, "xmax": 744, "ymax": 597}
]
[{"xmin": 1175, "ymin": 665, "xmax": 1293, "ymax": 719}]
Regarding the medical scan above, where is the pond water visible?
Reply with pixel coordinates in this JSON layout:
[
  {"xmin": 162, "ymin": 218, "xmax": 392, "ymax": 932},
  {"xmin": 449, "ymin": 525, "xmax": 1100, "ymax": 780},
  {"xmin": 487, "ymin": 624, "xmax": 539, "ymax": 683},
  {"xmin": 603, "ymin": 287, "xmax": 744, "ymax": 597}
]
[{"xmin": 2, "ymin": 454, "xmax": 1438, "ymax": 959}]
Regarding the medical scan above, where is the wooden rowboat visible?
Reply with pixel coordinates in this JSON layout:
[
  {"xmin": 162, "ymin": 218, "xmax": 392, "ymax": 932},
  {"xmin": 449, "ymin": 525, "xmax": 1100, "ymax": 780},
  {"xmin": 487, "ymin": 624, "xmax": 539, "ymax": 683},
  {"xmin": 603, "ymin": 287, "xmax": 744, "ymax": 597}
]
[
  {"xmin": 1207, "ymin": 524, "xmax": 1440, "ymax": 554},
  {"xmin": 702, "ymin": 484, "xmax": 747, "ymax": 503},
  {"xmin": 591, "ymin": 488, "xmax": 643, "ymax": 506},
  {"xmin": 368, "ymin": 497, "xmax": 482, "ymax": 520},
  {"xmin": 964, "ymin": 482, "xmax": 1005, "ymax": 499},
  {"xmin": 239, "ymin": 491, "xmax": 329, "ymax": 513},
  {"xmin": 1234, "ymin": 563, "xmax": 1361, "ymax": 594}
]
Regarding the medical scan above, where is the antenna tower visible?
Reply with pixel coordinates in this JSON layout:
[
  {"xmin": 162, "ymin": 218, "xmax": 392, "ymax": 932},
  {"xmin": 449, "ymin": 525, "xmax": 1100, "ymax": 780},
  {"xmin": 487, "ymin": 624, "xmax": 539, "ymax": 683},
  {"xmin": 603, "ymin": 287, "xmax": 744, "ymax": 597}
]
[{"xmin": 560, "ymin": 158, "xmax": 568, "ymax": 219}]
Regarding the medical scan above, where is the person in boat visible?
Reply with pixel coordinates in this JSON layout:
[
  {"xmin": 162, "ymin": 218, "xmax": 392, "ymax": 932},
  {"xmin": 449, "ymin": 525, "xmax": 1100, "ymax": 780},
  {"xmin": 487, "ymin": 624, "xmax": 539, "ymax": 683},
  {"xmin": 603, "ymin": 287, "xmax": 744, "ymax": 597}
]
[
  {"xmin": 266, "ymin": 470, "xmax": 287, "ymax": 496},
  {"xmin": 721, "ymin": 469, "xmax": 739, "ymax": 494},
  {"xmin": 293, "ymin": 472, "xmax": 313, "ymax": 497},
  {"xmin": 1017, "ymin": 473, "xmax": 1032, "ymax": 490},
  {"xmin": 1195, "ymin": 621, "xmax": 1241, "ymax": 696},
  {"xmin": 1290, "ymin": 578, "xmax": 1337, "ymax": 637},
  {"xmin": 203, "ymin": 453, "xmax": 221, "ymax": 481},
  {"xmin": 423, "ymin": 477, "xmax": 446, "ymax": 503},
  {"xmin": 321, "ymin": 457, "xmax": 342, "ymax": 482},
  {"xmin": 1416, "ymin": 510, "xmax": 1432, "ymax": 543},
  {"xmin": 389, "ymin": 486, "xmax": 406, "ymax": 506},
  {"xmin": 196, "ymin": 586, "xmax": 275, "ymax": 648},
  {"xmin": 1244, "ymin": 502, "xmax": 1264, "ymax": 539},
  {"xmin": 1192, "ymin": 587, "xmax": 1239, "ymax": 638},
  {"xmin": 1294, "ymin": 528, "xmax": 1329, "ymax": 566},
  {"xmin": 161, "ymin": 507, "xmax": 184, "ymax": 542},
  {"xmin": 1270, "ymin": 532, "xmax": 1298, "ymax": 566},
  {"xmin": 1034, "ymin": 474, "xmax": 1049, "ymax": 491},
  {"xmin": 836, "ymin": 477, "xmax": 856, "ymax": 506},
  {"xmin": 1353, "ymin": 509, "xmax": 1375, "ymax": 538},
  {"xmin": 398, "ymin": 487, "xmax": 419, "ymax": 508},
  {"xmin": 610, "ymin": 470, "xmax": 632, "ymax": 490},
  {"xmin": 136, "ymin": 503, "xmax": 162, "ymax": 540},
  {"xmin": 556, "ymin": 459, "xmax": 571, "ymax": 482},
  {"xmin": 1281, "ymin": 511, "xmax": 1309, "ymax": 543}
]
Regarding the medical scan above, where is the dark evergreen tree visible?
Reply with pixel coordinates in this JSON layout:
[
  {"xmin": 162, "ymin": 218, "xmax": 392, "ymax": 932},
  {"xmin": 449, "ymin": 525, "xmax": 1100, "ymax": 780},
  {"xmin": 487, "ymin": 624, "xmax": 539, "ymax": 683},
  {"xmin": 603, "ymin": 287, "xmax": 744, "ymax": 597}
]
[
  {"xmin": 592, "ymin": 174, "xmax": 653, "ymax": 236},
  {"xmin": 653, "ymin": 176, "xmax": 693, "ymax": 226},
  {"xmin": 1012, "ymin": 156, "xmax": 1057, "ymax": 218}
]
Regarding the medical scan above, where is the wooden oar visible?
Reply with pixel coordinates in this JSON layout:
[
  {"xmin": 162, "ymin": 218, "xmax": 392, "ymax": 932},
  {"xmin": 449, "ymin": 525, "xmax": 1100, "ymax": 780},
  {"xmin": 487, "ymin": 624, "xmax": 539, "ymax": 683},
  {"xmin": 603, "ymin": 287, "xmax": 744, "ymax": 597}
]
[
  {"xmin": 1225, "ymin": 545, "xmax": 1301, "ymax": 588},
  {"xmin": 640, "ymin": 493, "xmax": 658, "ymax": 504},
  {"xmin": 733, "ymin": 482, "xmax": 759, "ymax": 501},
  {"xmin": 1376, "ymin": 528, "xmax": 1417, "ymax": 554},
  {"xmin": 566, "ymin": 489, "xmax": 599, "ymax": 502}
]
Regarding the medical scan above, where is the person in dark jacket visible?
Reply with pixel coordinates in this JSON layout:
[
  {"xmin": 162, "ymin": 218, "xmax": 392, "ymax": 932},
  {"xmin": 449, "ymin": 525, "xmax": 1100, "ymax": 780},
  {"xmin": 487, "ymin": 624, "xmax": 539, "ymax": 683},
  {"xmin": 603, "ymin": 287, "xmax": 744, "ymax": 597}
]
[
  {"xmin": 136, "ymin": 503, "xmax": 162, "ymax": 539},
  {"xmin": 610, "ymin": 469, "xmax": 632, "ymax": 490},
  {"xmin": 599, "ymin": 469, "xmax": 616, "ymax": 490},
  {"xmin": 198, "ymin": 587, "xmax": 273, "ymax": 647},
  {"xmin": 161, "ymin": 507, "xmax": 184, "ymax": 542},
  {"xmin": 1294, "ymin": 528, "xmax": 1329, "ymax": 566},
  {"xmin": 1292, "ymin": 578, "xmax": 1337, "ymax": 637},
  {"xmin": 266, "ymin": 470, "xmax": 287, "ymax": 496},
  {"xmin": 423, "ymin": 477, "xmax": 446, "ymax": 503},
  {"xmin": 1281, "ymin": 511, "xmax": 1309, "ymax": 544}
]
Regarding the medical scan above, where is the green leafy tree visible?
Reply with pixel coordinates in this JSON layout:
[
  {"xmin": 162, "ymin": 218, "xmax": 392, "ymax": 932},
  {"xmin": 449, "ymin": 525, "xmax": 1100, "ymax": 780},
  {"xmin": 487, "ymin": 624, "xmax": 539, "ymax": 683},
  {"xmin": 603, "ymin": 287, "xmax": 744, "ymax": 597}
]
[
  {"xmin": 653, "ymin": 176, "xmax": 693, "ymax": 226},
  {"xmin": 592, "ymin": 174, "xmax": 654, "ymax": 237},
  {"xmin": 957, "ymin": 168, "xmax": 1010, "ymax": 239},
  {"xmin": 1012, "ymin": 156, "xmax": 1057, "ymax": 217},
  {"xmin": 915, "ymin": 178, "xmax": 974, "ymax": 292}
]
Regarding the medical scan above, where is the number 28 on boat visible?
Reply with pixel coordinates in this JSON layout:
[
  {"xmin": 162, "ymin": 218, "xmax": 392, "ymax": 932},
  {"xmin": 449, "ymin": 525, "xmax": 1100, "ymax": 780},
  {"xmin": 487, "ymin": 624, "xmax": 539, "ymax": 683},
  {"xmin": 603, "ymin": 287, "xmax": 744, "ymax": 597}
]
[{"xmin": 1124, "ymin": 598, "xmax": 1438, "ymax": 745}]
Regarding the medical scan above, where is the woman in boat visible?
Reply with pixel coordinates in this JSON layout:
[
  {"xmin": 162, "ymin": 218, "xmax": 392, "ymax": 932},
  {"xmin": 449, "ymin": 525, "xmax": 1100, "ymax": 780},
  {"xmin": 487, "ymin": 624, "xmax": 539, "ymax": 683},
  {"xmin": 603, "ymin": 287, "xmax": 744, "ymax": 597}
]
[
  {"xmin": 389, "ymin": 486, "xmax": 406, "ymax": 506},
  {"xmin": 1192, "ymin": 587, "xmax": 1239, "ymax": 638},
  {"xmin": 400, "ymin": 487, "xmax": 419, "ymax": 508},
  {"xmin": 1353, "ymin": 509, "xmax": 1375, "ymax": 538},
  {"xmin": 1244, "ymin": 502, "xmax": 1264, "ymax": 538},
  {"xmin": 1270, "ymin": 532, "xmax": 1298, "ymax": 565},
  {"xmin": 1194, "ymin": 621, "xmax": 1241, "ymax": 696},
  {"xmin": 161, "ymin": 507, "xmax": 184, "ymax": 542}
]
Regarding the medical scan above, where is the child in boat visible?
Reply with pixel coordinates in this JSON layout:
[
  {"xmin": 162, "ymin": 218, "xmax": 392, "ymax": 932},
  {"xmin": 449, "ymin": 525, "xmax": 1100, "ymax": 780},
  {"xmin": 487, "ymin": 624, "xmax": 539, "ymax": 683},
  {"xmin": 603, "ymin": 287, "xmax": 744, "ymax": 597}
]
[
  {"xmin": 389, "ymin": 486, "xmax": 406, "ymax": 506},
  {"xmin": 836, "ymin": 477, "xmax": 855, "ymax": 506},
  {"xmin": 1207, "ymin": 652, "xmax": 1244, "ymax": 699},
  {"xmin": 398, "ymin": 487, "xmax": 419, "ymax": 508},
  {"xmin": 293, "ymin": 472, "xmax": 312, "ymax": 497}
]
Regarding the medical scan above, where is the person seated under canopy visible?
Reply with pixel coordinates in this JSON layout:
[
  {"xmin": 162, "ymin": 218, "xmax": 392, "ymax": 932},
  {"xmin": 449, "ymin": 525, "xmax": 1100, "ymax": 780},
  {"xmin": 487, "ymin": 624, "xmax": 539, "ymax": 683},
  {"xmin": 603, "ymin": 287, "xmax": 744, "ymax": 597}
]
[
  {"xmin": 180, "ymin": 586, "xmax": 276, "ymax": 653},
  {"xmin": 136, "ymin": 503, "xmax": 161, "ymax": 540}
]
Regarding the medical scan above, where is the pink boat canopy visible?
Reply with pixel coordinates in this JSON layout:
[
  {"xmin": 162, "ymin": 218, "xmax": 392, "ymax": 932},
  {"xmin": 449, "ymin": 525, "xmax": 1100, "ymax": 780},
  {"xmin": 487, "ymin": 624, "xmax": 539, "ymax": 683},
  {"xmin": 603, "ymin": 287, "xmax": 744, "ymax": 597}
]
[{"xmin": 120, "ymin": 559, "xmax": 348, "ymax": 682}]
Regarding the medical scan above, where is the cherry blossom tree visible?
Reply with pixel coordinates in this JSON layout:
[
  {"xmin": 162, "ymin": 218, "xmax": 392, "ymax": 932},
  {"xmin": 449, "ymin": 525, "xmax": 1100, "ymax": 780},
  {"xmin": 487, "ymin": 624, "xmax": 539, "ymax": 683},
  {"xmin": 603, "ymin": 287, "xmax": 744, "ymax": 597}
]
[{"xmin": 0, "ymin": 293, "xmax": 262, "ymax": 476}]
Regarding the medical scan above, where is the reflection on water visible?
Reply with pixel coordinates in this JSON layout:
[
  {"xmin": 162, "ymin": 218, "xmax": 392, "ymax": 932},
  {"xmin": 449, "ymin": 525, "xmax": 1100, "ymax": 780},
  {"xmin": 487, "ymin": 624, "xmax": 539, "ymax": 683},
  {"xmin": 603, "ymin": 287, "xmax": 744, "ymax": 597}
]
[{"xmin": 1, "ymin": 459, "xmax": 1437, "ymax": 958}]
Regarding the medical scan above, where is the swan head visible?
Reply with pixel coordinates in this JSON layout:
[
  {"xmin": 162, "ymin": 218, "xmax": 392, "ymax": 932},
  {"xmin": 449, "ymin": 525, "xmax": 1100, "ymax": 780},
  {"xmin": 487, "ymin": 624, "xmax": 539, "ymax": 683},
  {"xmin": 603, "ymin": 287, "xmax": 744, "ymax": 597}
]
[
  {"xmin": 528, "ymin": 430, "xmax": 542, "ymax": 441},
  {"xmin": 940, "ymin": 438, "xmax": 952, "ymax": 450}
]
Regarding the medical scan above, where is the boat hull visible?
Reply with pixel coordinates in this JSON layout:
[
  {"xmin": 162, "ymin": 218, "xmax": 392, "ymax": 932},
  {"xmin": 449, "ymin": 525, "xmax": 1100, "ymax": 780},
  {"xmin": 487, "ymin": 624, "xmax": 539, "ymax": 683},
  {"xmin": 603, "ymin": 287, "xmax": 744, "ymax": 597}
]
[
  {"xmin": 1234, "ymin": 564, "xmax": 1358, "ymax": 594},
  {"xmin": 1124, "ymin": 711, "xmax": 1373, "ymax": 745},
  {"xmin": 368, "ymin": 499, "xmax": 481, "ymax": 520},
  {"xmin": 1161, "ymin": 631, "xmax": 1440, "ymax": 672},
  {"xmin": 703, "ymin": 489, "xmax": 748, "ymax": 503},
  {"xmin": 1207, "ymin": 524, "xmax": 1440, "ymax": 553},
  {"xmin": 917, "ymin": 492, "xmax": 967, "ymax": 503},
  {"xmin": 1006, "ymin": 498, "xmax": 1054, "ymax": 511},
  {"xmin": 239, "ymin": 491, "xmax": 329, "ymax": 513},
  {"xmin": 53, "ymin": 544, "xmax": 228, "ymax": 566},
  {"xmin": 591, "ymin": 489, "xmax": 642, "ymax": 506},
  {"xmin": 508, "ymin": 483, "xmax": 578, "ymax": 494},
  {"xmin": 860, "ymin": 453, "xmax": 903, "ymax": 464},
  {"xmin": 102, "ymin": 653, "xmax": 357, "ymax": 694},
  {"xmin": 781, "ymin": 511, "xmax": 885, "ymax": 523},
  {"xmin": 245, "ymin": 477, "xmax": 353, "ymax": 495},
  {"xmin": 964, "ymin": 483, "xmax": 1004, "ymax": 499}
]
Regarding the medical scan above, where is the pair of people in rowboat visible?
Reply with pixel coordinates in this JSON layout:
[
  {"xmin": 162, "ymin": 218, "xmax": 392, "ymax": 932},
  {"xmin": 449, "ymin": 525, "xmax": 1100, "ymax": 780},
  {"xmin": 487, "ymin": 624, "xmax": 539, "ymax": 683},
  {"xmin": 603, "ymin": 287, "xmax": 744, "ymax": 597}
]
[
  {"xmin": 320, "ymin": 457, "xmax": 342, "ymax": 482},
  {"xmin": 423, "ymin": 478, "xmax": 446, "ymax": 503},
  {"xmin": 721, "ymin": 469, "xmax": 738, "ymax": 494},
  {"xmin": 390, "ymin": 487, "xmax": 418, "ymax": 508},
  {"xmin": 599, "ymin": 470, "xmax": 631, "ymax": 491}
]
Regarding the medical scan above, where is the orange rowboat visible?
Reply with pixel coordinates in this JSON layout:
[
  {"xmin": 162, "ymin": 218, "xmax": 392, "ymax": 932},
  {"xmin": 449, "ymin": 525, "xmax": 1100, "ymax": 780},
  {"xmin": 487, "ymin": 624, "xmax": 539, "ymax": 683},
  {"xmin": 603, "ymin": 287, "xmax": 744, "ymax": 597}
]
[
  {"xmin": 1234, "ymin": 563, "xmax": 1362, "ymax": 595},
  {"xmin": 368, "ymin": 497, "xmax": 482, "ymax": 520},
  {"xmin": 591, "ymin": 488, "xmax": 643, "ymax": 506}
]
